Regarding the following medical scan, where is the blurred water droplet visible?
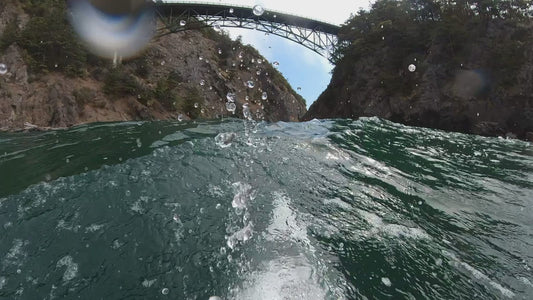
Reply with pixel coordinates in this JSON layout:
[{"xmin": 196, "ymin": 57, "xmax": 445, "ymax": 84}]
[
  {"xmin": 382, "ymin": 36, "xmax": 385, "ymax": 40},
  {"xmin": 54, "ymin": 64, "xmax": 58, "ymax": 68},
  {"xmin": 180, "ymin": 20, "xmax": 186, "ymax": 26},
  {"xmin": 257, "ymin": 59, "xmax": 262, "ymax": 64},
  {"xmin": 0, "ymin": 64, "xmax": 7, "ymax": 75},
  {"xmin": 220, "ymin": 247, "xmax": 226, "ymax": 255},
  {"xmin": 178, "ymin": 114, "xmax": 184, "ymax": 122},
  {"xmin": 209, "ymin": 296, "xmax": 222, "ymax": 300},
  {"xmin": 381, "ymin": 24, "xmax": 384, "ymax": 29},
  {"xmin": 261, "ymin": 92, "xmax": 268, "ymax": 100},
  {"xmin": 246, "ymin": 80, "xmax": 255, "ymax": 89},
  {"xmin": 226, "ymin": 92, "xmax": 236, "ymax": 102},
  {"xmin": 160, "ymin": 61, "xmax": 165, "ymax": 66},
  {"xmin": 218, "ymin": 48, "xmax": 222, "ymax": 55},
  {"xmin": 256, "ymin": 70, "xmax": 261, "ymax": 75},
  {"xmin": 273, "ymin": 61, "xmax": 279, "ymax": 67},
  {"xmin": 245, "ymin": 96, "xmax": 249, "ymax": 101},
  {"xmin": 213, "ymin": 24, "xmax": 221, "ymax": 31},
  {"xmin": 136, "ymin": 138, "xmax": 142, "ymax": 148},
  {"xmin": 252, "ymin": 5, "xmax": 265, "ymax": 16},
  {"xmin": 173, "ymin": 214, "xmax": 179, "ymax": 222},
  {"xmin": 68, "ymin": 0, "xmax": 154, "ymax": 59},
  {"xmin": 161, "ymin": 288, "xmax": 169, "ymax": 295},
  {"xmin": 199, "ymin": 56, "xmax": 203, "ymax": 61},
  {"xmin": 408, "ymin": 64, "xmax": 416, "ymax": 72},
  {"xmin": 215, "ymin": 203, "xmax": 222, "ymax": 209},
  {"xmin": 238, "ymin": 52, "xmax": 243, "ymax": 59},
  {"xmin": 229, "ymin": 8, "xmax": 234, "ymax": 14},
  {"xmin": 200, "ymin": 80, "xmax": 205, "ymax": 86},
  {"xmin": 201, "ymin": 108, "xmax": 205, "ymax": 114},
  {"xmin": 194, "ymin": 103, "xmax": 199, "ymax": 109},
  {"xmin": 297, "ymin": 87, "xmax": 302, "ymax": 91}
]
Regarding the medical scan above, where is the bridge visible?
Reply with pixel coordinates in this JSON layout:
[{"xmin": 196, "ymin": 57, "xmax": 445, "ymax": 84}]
[{"xmin": 152, "ymin": 1, "xmax": 341, "ymax": 58}]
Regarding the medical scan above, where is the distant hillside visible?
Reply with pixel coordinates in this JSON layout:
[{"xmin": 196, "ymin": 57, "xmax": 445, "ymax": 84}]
[
  {"xmin": 304, "ymin": 0, "xmax": 533, "ymax": 141},
  {"xmin": 0, "ymin": 0, "xmax": 306, "ymax": 131}
]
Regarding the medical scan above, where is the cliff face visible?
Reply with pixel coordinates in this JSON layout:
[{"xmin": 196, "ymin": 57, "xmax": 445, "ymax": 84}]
[
  {"xmin": 304, "ymin": 0, "xmax": 533, "ymax": 141},
  {"xmin": 0, "ymin": 1, "xmax": 306, "ymax": 131}
]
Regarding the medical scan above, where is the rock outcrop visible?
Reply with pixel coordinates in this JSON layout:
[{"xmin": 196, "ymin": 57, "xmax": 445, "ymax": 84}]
[
  {"xmin": 0, "ymin": 1, "xmax": 306, "ymax": 131},
  {"xmin": 303, "ymin": 0, "xmax": 533, "ymax": 141}
]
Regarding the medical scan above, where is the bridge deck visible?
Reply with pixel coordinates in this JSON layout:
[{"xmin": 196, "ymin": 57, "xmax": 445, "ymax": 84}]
[{"xmin": 153, "ymin": 2, "xmax": 340, "ymax": 35}]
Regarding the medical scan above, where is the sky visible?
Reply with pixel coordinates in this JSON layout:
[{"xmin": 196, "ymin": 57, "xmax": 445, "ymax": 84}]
[{"xmin": 166, "ymin": 0, "xmax": 374, "ymax": 107}]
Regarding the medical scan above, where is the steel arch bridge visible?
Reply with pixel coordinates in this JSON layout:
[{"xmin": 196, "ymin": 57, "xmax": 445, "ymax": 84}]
[{"xmin": 152, "ymin": 1, "xmax": 340, "ymax": 58}]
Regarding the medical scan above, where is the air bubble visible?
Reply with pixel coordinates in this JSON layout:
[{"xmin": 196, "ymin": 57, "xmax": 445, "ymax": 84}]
[
  {"xmin": 0, "ymin": 64, "xmax": 7, "ymax": 75},
  {"xmin": 408, "ymin": 64, "xmax": 416, "ymax": 72},
  {"xmin": 252, "ymin": 5, "xmax": 264, "ymax": 16},
  {"xmin": 161, "ymin": 288, "xmax": 169, "ymax": 295},
  {"xmin": 261, "ymin": 92, "xmax": 267, "ymax": 100}
]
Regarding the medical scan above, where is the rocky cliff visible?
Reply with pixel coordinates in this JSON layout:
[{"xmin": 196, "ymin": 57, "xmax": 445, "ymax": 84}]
[
  {"xmin": 304, "ymin": 0, "xmax": 533, "ymax": 141},
  {"xmin": 0, "ymin": 0, "xmax": 306, "ymax": 131}
]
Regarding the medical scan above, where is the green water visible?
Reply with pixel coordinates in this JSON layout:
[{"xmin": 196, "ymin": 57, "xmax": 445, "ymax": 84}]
[{"xmin": 0, "ymin": 118, "xmax": 532, "ymax": 299}]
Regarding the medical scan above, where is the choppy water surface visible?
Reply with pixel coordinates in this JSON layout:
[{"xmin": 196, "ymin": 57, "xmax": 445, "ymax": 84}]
[{"xmin": 0, "ymin": 118, "xmax": 532, "ymax": 299}]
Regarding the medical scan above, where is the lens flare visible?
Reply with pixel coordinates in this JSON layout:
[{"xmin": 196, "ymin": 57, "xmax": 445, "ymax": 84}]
[{"xmin": 68, "ymin": 0, "xmax": 155, "ymax": 59}]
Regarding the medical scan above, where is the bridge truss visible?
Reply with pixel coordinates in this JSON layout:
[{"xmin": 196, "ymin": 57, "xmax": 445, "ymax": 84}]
[{"xmin": 153, "ymin": 2, "xmax": 340, "ymax": 59}]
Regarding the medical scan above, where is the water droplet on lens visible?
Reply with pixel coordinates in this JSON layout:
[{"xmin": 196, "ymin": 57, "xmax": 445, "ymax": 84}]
[
  {"xmin": 178, "ymin": 114, "xmax": 184, "ymax": 122},
  {"xmin": 218, "ymin": 48, "xmax": 222, "ymax": 55},
  {"xmin": 161, "ymin": 288, "xmax": 169, "ymax": 295},
  {"xmin": 216, "ymin": 203, "xmax": 221, "ymax": 209},
  {"xmin": 136, "ymin": 138, "xmax": 142, "ymax": 148},
  {"xmin": 161, "ymin": 61, "xmax": 165, "ymax": 66},
  {"xmin": 209, "ymin": 296, "xmax": 222, "ymax": 300},
  {"xmin": 229, "ymin": 8, "xmax": 234, "ymax": 14},
  {"xmin": 246, "ymin": 80, "xmax": 254, "ymax": 88},
  {"xmin": 408, "ymin": 64, "xmax": 416, "ymax": 72},
  {"xmin": 194, "ymin": 103, "xmax": 199, "ymax": 108},
  {"xmin": 226, "ymin": 92, "xmax": 236, "ymax": 102},
  {"xmin": 257, "ymin": 59, "xmax": 262, "ymax": 64},
  {"xmin": 180, "ymin": 20, "xmax": 186, "ymax": 26},
  {"xmin": 200, "ymin": 80, "xmax": 205, "ymax": 86},
  {"xmin": 199, "ymin": 56, "xmax": 203, "ymax": 61},
  {"xmin": 245, "ymin": 96, "xmax": 249, "ymax": 101},
  {"xmin": 261, "ymin": 92, "xmax": 267, "ymax": 100},
  {"xmin": 243, "ymin": 103, "xmax": 252, "ymax": 120},
  {"xmin": 238, "ymin": 52, "xmax": 243, "ymax": 59},
  {"xmin": 225, "ymin": 102, "xmax": 236, "ymax": 113},
  {"xmin": 297, "ymin": 87, "xmax": 302, "ymax": 91},
  {"xmin": 273, "ymin": 61, "xmax": 279, "ymax": 67},
  {"xmin": 0, "ymin": 63, "xmax": 7, "ymax": 75},
  {"xmin": 252, "ymin": 5, "xmax": 265, "ymax": 16}
]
